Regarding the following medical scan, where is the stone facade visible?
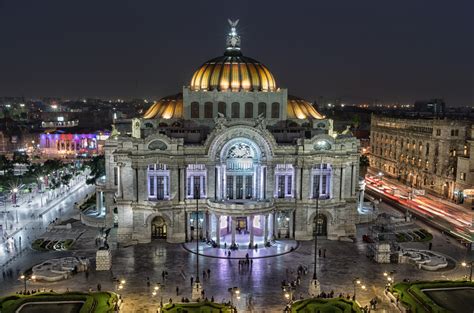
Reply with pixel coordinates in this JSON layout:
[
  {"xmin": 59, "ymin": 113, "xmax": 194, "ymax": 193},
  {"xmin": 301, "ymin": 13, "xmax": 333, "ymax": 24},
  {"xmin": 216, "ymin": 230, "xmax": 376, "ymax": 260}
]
[
  {"xmin": 101, "ymin": 23, "xmax": 361, "ymax": 245},
  {"xmin": 369, "ymin": 114, "xmax": 470, "ymax": 200}
]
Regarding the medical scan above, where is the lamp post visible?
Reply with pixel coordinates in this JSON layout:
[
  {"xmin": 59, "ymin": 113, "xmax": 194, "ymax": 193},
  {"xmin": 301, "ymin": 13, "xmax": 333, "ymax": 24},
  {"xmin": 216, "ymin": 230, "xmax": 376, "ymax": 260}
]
[
  {"xmin": 12, "ymin": 187, "xmax": 19, "ymax": 223},
  {"xmin": 191, "ymin": 183, "xmax": 202, "ymax": 300},
  {"xmin": 384, "ymin": 270, "xmax": 396, "ymax": 287},
  {"xmin": 461, "ymin": 261, "xmax": 473, "ymax": 281},
  {"xmin": 309, "ymin": 160, "xmax": 321, "ymax": 297},
  {"xmin": 20, "ymin": 273, "xmax": 36, "ymax": 293},
  {"xmin": 228, "ymin": 286, "xmax": 240, "ymax": 306}
]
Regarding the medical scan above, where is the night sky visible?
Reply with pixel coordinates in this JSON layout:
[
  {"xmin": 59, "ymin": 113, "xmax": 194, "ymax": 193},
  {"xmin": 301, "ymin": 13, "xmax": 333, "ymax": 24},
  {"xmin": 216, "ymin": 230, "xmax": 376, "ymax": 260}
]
[{"xmin": 0, "ymin": 1, "xmax": 472, "ymax": 106}]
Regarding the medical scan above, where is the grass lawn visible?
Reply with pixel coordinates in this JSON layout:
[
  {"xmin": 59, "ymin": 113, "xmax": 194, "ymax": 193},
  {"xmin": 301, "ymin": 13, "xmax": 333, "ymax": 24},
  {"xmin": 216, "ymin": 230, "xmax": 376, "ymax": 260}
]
[
  {"xmin": 391, "ymin": 280, "xmax": 474, "ymax": 313},
  {"xmin": 291, "ymin": 298, "xmax": 362, "ymax": 313},
  {"xmin": 0, "ymin": 291, "xmax": 118, "ymax": 313},
  {"xmin": 161, "ymin": 302, "xmax": 234, "ymax": 313}
]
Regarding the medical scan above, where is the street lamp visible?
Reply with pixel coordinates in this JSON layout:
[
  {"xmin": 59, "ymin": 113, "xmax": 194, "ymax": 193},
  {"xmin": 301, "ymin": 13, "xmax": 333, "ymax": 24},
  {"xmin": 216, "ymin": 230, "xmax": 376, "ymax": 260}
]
[
  {"xmin": 309, "ymin": 162, "xmax": 321, "ymax": 297},
  {"xmin": 384, "ymin": 271, "xmax": 396, "ymax": 287},
  {"xmin": 353, "ymin": 278, "xmax": 361, "ymax": 299},
  {"xmin": 20, "ymin": 273, "xmax": 36, "ymax": 293},
  {"xmin": 461, "ymin": 261, "xmax": 473, "ymax": 281},
  {"xmin": 282, "ymin": 283, "xmax": 295, "ymax": 304},
  {"xmin": 191, "ymin": 183, "xmax": 202, "ymax": 300},
  {"xmin": 228, "ymin": 287, "xmax": 240, "ymax": 306}
]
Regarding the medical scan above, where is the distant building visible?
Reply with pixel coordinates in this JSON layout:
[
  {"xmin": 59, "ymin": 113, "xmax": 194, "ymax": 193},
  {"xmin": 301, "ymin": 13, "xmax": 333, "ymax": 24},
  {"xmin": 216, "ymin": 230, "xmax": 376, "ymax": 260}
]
[
  {"xmin": 38, "ymin": 131, "xmax": 109, "ymax": 159},
  {"xmin": 413, "ymin": 99, "xmax": 445, "ymax": 117},
  {"xmin": 369, "ymin": 115, "xmax": 470, "ymax": 200},
  {"xmin": 455, "ymin": 126, "xmax": 474, "ymax": 207}
]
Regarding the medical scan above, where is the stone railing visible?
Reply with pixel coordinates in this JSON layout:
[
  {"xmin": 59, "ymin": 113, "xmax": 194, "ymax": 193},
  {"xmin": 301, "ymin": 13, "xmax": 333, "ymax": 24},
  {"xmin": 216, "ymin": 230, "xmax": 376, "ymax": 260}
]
[
  {"xmin": 80, "ymin": 212, "xmax": 105, "ymax": 228},
  {"xmin": 206, "ymin": 199, "xmax": 274, "ymax": 214}
]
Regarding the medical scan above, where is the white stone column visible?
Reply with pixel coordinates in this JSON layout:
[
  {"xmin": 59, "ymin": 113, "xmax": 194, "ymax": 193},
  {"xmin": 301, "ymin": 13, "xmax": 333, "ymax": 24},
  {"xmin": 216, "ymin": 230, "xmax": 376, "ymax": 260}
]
[
  {"xmin": 179, "ymin": 166, "xmax": 186, "ymax": 201},
  {"xmin": 263, "ymin": 214, "xmax": 269, "ymax": 243},
  {"xmin": 249, "ymin": 215, "xmax": 254, "ymax": 245},
  {"xmin": 302, "ymin": 166, "xmax": 311, "ymax": 199},
  {"xmin": 170, "ymin": 165, "xmax": 179, "ymax": 201},
  {"xmin": 266, "ymin": 165, "xmax": 275, "ymax": 199},
  {"xmin": 341, "ymin": 165, "xmax": 347, "ymax": 199},
  {"xmin": 231, "ymin": 217, "xmax": 236, "ymax": 245},
  {"xmin": 289, "ymin": 210, "xmax": 294, "ymax": 239},
  {"xmin": 137, "ymin": 166, "xmax": 148, "ymax": 202},
  {"xmin": 222, "ymin": 165, "xmax": 227, "ymax": 199},
  {"xmin": 215, "ymin": 215, "xmax": 221, "ymax": 246},
  {"xmin": 207, "ymin": 165, "xmax": 215, "ymax": 199},
  {"xmin": 253, "ymin": 165, "xmax": 257, "ymax": 199}
]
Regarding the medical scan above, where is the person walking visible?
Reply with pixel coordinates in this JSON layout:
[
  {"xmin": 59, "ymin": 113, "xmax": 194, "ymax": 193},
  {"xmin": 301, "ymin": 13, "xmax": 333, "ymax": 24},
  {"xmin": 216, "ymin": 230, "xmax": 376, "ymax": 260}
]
[
  {"xmin": 176, "ymin": 286, "xmax": 179, "ymax": 296},
  {"xmin": 318, "ymin": 248, "xmax": 321, "ymax": 257},
  {"xmin": 207, "ymin": 268, "xmax": 211, "ymax": 278},
  {"xmin": 323, "ymin": 248, "xmax": 326, "ymax": 258},
  {"xmin": 190, "ymin": 276, "xmax": 194, "ymax": 287}
]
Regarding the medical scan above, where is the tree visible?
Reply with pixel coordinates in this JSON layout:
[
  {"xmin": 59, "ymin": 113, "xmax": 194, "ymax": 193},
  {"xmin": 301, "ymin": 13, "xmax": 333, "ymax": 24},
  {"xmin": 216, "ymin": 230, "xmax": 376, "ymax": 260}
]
[
  {"xmin": 0, "ymin": 155, "xmax": 13, "ymax": 174},
  {"xmin": 85, "ymin": 155, "xmax": 105, "ymax": 185},
  {"xmin": 12, "ymin": 151, "xmax": 30, "ymax": 165}
]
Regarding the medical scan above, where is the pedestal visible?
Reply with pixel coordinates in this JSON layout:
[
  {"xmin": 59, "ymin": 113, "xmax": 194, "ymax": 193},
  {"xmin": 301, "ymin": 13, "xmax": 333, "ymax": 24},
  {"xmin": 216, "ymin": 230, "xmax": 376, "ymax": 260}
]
[
  {"xmin": 191, "ymin": 282, "xmax": 203, "ymax": 301},
  {"xmin": 308, "ymin": 279, "xmax": 321, "ymax": 297},
  {"xmin": 96, "ymin": 249, "xmax": 112, "ymax": 271}
]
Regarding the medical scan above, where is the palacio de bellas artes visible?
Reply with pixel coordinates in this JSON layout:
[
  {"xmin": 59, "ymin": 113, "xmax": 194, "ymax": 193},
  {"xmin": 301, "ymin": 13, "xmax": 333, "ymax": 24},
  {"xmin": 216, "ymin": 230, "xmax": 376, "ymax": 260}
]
[{"xmin": 101, "ymin": 20, "xmax": 362, "ymax": 249}]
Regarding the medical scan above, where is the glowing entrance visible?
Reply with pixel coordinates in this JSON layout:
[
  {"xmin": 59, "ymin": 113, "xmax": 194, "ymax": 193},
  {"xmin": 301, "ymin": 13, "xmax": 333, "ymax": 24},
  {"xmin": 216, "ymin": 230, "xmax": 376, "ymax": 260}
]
[
  {"xmin": 313, "ymin": 213, "xmax": 327, "ymax": 236},
  {"xmin": 151, "ymin": 216, "xmax": 167, "ymax": 239}
]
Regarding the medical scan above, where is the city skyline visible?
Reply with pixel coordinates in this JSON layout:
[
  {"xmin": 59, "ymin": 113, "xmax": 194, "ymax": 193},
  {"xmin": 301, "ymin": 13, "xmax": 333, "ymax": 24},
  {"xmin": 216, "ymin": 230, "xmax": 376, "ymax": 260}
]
[{"xmin": 0, "ymin": 1, "xmax": 472, "ymax": 106}]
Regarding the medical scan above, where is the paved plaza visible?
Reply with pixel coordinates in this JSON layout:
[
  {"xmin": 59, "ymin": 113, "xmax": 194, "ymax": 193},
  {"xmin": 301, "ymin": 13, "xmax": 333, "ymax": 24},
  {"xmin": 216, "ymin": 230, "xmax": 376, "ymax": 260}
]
[{"xmin": 0, "ymin": 200, "xmax": 471, "ymax": 312}]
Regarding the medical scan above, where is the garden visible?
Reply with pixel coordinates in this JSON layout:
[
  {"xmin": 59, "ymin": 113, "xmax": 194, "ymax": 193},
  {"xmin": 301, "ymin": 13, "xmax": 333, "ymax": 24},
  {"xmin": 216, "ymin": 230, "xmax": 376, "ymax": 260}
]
[
  {"xmin": 395, "ymin": 228, "xmax": 433, "ymax": 243},
  {"xmin": 31, "ymin": 238, "xmax": 75, "ymax": 251},
  {"xmin": 161, "ymin": 301, "xmax": 235, "ymax": 313},
  {"xmin": 290, "ymin": 298, "xmax": 362, "ymax": 313},
  {"xmin": 391, "ymin": 280, "xmax": 474, "ymax": 313},
  {"xmin": 0, "ymin": 291, "xmax": 119, "ymax": 313}
]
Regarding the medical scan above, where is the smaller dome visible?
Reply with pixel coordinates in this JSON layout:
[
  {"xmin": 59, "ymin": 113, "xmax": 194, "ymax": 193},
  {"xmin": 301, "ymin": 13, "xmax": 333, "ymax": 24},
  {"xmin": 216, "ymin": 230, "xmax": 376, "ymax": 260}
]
[
  {"xmin": 287, "ymin": 95, "xmax": 325, "ymax": 120},
  {"xmin": 143, "ymin": 93, "xmax": 183, "ymax": 119}
]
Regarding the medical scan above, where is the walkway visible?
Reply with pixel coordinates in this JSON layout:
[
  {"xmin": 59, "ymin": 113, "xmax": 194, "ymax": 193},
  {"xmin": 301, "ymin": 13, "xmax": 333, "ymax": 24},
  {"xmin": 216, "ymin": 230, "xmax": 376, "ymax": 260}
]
[{"xmin": 0, "ymin": 175, "xmax": 95, "ymax": 267}]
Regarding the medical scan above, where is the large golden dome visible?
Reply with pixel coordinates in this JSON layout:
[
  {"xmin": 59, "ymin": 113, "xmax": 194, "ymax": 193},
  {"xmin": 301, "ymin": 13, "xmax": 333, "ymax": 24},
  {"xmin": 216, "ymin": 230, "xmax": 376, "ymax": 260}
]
[{"xmin": 190, "ymin": 51, "xmax": 277, "ymax": 92}]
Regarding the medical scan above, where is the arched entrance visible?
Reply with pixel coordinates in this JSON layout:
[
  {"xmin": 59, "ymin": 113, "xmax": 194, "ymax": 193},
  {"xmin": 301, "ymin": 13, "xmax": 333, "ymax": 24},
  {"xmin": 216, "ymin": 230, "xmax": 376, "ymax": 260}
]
[
  {"xmin": 151, "ymin": 216, "xmax": 167, "ymax": 239},
  {"xmin": 313, "ymin": 213, "xmax": 327, "ymax": 236}
]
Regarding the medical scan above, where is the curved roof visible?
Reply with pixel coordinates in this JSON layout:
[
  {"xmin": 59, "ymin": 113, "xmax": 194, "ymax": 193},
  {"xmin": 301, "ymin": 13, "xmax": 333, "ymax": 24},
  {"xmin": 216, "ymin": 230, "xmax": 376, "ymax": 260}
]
[
  {"xmin": 143, "ymin": 93, "xmax": 183, "ymax": 119},
  {"xmin": 190, "ymin": 51, "xmax": 276, "ymax": 92},
  {"xmin": 143, "ymin": 93, "xmax": 324, "ymax": 120},
  {"xmin": 287, "ymin": 95, "xmax": 325, "ymax": 120}
]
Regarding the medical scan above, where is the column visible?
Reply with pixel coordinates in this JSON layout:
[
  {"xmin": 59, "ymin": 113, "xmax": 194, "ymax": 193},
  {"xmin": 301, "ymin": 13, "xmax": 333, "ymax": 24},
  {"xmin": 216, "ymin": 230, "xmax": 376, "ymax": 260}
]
[
  {"xmin": 117, "ymin": 163, "xmax": 123, "ymax": 198},
  {"xmin": 222, "ymin": 165, "xmax": 227, "ymax": 199},
  {"xmin": 263, "ymin": 214, "xmax": 269, "ymax": 243},
  {"xmin": 205, "ymin": 212, "xmax": 210, "ymax": 239},
  {"xmin": 302, "ymin": 166, "xmax": 311, "ymax": 199},
  {"xmin": 207, "ymin": 165, "xmax": 215, "ymax": 199},
  {"xmin": 216, "ymin": 166, "xmax": 221, "ymax": 200},
  {"xmin": 294, "ymin": 165, "xmax": 300, "ymax": 199},
  {"xmin": 340, "ymin": 165, "xmax": 347, "ymax": 199},
  {"xmin": 289, "ymin": 210, "xmax": 294, "ymax": 239},
  {"xmin": 215, "ymin": 214, "xmax": 221, "ymax": 246},
  {"xmin": 253, "ymin": 165, "xmax": 257, "ymax": 199},
  {"xmin": 170, "ymin": 165, "xmax": 179, "ymax": 202},
  {"xmin": 137, "ymin": 166, "xmax": 148, "ymax": 202},
  {"xmin": 331, "ymin": 165, "xmax": 341, "ymax": 200},
  {"xmin": 249, "ymin": 215, "xmax": 254, "ymax": 246},
  {"xmin": 231, "ymin": 217, "xmax": 236, "ymax": 245},
  {"xmin": 273, "ymin": 211, "xmax": 278, "ymax": 238},
  {"xmin": 179, "ymin": 166, "xmax": 186, "ymax": 201},
  {"xmin": 266, "ymin": 164, "xmax": 275, "ymax": 199}
]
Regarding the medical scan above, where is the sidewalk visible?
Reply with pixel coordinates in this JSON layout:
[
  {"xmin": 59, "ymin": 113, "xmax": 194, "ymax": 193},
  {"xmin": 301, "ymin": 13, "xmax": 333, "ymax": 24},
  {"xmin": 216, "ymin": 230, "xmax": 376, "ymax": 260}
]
[{"xmin": 0, "ymin": 175, "xmax": 95, "ymax": 267}]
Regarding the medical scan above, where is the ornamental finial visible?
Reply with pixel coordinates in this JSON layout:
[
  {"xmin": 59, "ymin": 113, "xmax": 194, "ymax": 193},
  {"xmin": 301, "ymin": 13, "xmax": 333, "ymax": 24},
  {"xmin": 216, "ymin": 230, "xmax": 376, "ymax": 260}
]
[{"xmin": 226, "ymin": 19, "xmax": 241, "ymax": 51}]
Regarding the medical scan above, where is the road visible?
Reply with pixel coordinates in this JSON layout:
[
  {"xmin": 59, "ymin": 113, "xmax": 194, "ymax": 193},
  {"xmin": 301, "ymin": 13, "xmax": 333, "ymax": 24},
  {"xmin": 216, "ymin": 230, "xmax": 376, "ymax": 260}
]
[
  {"xmin": 365, "ymin": 174, "xmax": 473, "ymax": 245},
  {"xmin": 0, "ymin": 174, "xmax": 95, "ymax": 267}
]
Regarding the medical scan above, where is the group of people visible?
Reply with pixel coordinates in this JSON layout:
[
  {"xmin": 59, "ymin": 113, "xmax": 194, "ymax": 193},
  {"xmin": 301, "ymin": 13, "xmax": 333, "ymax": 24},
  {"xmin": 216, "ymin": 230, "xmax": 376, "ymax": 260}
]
[{"xmin": 16, "ymin": 288, "xmax": 51, "ymax": 295}]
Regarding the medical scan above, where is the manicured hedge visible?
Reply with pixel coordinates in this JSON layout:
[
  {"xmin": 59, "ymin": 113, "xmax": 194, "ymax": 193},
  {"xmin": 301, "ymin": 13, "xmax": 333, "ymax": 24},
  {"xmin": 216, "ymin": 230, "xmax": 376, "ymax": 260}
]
[
  {"xmin": 161, "ymin": 301, "xmax": 234, "ymax": 313},
  {"xmin": 0, "ymin": 291, "xmax": 118, "ymax": 313},
  {"xmin": 291, "ymin": 298, "xmax": 362, "ymax": 313},
  {"xmin": 391, "ymin": 280, "xmax": 474, "ymax": 313}
]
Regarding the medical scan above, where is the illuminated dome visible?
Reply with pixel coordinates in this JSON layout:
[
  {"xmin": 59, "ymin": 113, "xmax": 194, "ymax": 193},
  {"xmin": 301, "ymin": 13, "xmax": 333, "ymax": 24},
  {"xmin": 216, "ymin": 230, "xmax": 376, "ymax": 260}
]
[
  {"xmin": 287, "ymin": 95, "xmax": 325, "ymax": 120},
  {"xmin": 190, "ymin": 19, "xmax": 276, "ymax": 92},
  {"xmin": 190, "ymin": 52, "xmax": 276, "ymax": 92},
  {"xmin": 143, "ymin": 93, "xmax": 183, "ymax": 119}
]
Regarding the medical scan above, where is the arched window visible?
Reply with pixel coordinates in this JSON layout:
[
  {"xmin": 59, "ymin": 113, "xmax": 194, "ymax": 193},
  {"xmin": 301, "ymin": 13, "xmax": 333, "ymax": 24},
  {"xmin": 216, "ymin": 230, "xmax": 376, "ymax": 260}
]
[
  {"xmin": 231, "ymin": 102, "xmax": 240, "ymax": 118},
  {"xmin": 271, "ymin": 102, "xmax": 280, "ymax": 118},
  {"xmin": 191, "ymin": 102, "xmax": 199, "ymax": 118},
  {"xmin": 258, "ymin": 102, "xmax": 266, "ymax": 117},
  {"xmin": 245, "ymin": 102, "xmax": 253, "ymax": 118},
  {"xmin": 204, "ymin": 102, "xmax": 213, "ymax": 118},
  {"xmin": 218, "ymin": 102, "xmax": 226, "ymax": 116}
]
